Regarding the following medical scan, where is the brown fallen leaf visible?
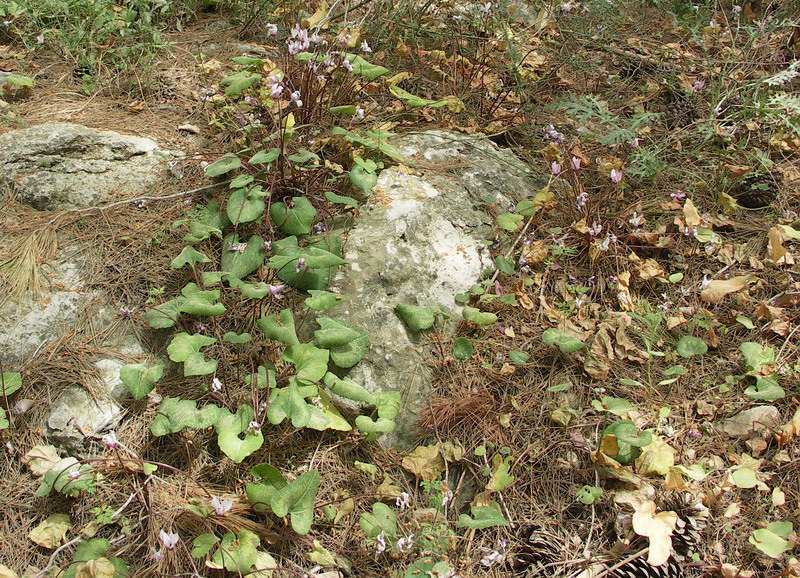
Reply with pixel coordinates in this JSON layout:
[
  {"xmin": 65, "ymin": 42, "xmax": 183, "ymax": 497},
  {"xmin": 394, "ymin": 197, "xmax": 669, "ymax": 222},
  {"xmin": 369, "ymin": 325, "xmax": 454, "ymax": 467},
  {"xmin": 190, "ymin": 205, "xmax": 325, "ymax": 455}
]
[
  {"xmin": 700, "ymin": 275, "xmax": 757, "ymax": 304},
  {"xmin": 75, "ymin": 558, "xmax": 116, "ymax": 578},
  {"xmin": 616, "ymin": 271, "xmax": 635, "ymax": 311},
  {"xmin": 29, "ymin": 514, "xmax": 71, "ymax": 549},
  {"xmin": 683, "ymin": 198, "xmax": 702, "ymax": 229},
  {"xmin": 767, "ymin": 226, "xmax": 795, "ymax": 266},
  {"xmin": 776, "ymin": 407, "xmax": 800, "ymax": 446}
]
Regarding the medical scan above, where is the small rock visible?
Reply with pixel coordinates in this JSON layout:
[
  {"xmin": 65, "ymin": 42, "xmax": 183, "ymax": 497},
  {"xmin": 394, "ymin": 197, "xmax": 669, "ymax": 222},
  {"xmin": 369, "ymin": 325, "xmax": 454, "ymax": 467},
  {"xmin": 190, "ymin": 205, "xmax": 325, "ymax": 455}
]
[{"xmin": 715, "ymin": 406, "xmax": 781, "ymax": 438}]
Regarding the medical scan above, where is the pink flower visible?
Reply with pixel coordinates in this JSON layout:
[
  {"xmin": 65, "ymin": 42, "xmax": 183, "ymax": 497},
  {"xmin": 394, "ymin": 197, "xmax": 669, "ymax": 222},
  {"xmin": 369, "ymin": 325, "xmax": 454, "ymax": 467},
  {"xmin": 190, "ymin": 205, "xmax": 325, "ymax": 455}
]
[
  {"xmin": 692, "ymin": 79, "xmax": 706, "ymax": 92},
  {"xmin": 550, "ymin": 160, "xmax": 562, "ymax": 176},
  {"xmin": 570, "ymin": 156, "xmax": 582, "ymax": 171},
  {"xmin": 210, "ymin": 497, "xmax": 234, "ymax": 516},
  {"xmin": 610, "ymin": 169, "xmax": 623, "ymax": 184},
  {"xmin": 629, "ymin": 137, "xmax": 639, "ymax": 149},
  {"xmin": 266, "ymin": 23, "xmax": 278, "ymax": 37},
  {"xmin": 159, "ymin": 530, "xmax": 179, "ymax": 551},
  {"xmin": 360, "ymin": 39, "xmax": 371, "ymax": 53}
]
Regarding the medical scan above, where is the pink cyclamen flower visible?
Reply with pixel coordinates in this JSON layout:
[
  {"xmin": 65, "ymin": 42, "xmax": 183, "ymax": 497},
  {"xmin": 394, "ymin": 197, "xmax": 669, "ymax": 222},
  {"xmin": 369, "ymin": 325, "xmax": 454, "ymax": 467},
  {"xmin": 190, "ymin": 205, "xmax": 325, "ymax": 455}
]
[
  {"xmin": 610, "ymin": 169, "xmax": 623, "ymax": 184},
  {"xmin": 397, "ymin": 536, "xmax": 414, "ymax": 553},
  {"xmin": 550, "ymin": 160, "xmax": 562, "ymax": 176},
  {"xmin": 341, "ymin": 58, "xmax": 354, "ymax": 72},
  {"xmin": 360, "ymin": 39, "xmax": 372, "ymax": 53},
  {"xmin": 570, "ymin": 156, "xmax": 582, "ymax": 171},
  {"xmin": 36, "ymin": 32, "xmax": 45, "ymax": 44},
  {"xmin": 210, "ymin": 377, "xmax": 222, "ymax": 392},
  {"xmin": 692, "ymin": 79, "xmax": 706, "ymax": 92},
  {"xmin": 266, "ymin": 23, "xmax": 278, "ymax": 37},
  {"xmin": 159, "ymin": 530, "xmax": 179, "ymax": 551},
  {"xmin": 268, "ymin": 284, "xmax": 285, "ymax": 299},
  {"xmin": 375, "ymin": 532, "xmax": 387, "ymax": 553},
  {"xmin": 210, "ymin": 497, "xmax": 234, "ymax": 516},
  {"xmin": 290, "ymin": 90, "xmax": 303, "ymax": 107},
  {"xmin": 629, "ymin": 137, "xmax": 639, "ymax": 149},
  {"xmin": 101, "ymin": 431, "xmax": 118, "ymax": 449}
]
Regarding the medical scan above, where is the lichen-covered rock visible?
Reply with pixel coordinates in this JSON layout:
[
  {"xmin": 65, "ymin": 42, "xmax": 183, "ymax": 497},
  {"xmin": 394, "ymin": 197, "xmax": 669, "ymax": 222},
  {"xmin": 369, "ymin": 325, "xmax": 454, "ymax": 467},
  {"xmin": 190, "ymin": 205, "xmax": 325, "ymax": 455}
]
[
  {"xmin": 328, "ymin": 131, "xmax": 546, "ymax": 447},
  {"xmin": 0, "ymin": 122, "xmax": 175, "ymax": 210},
  {"xmin": 0, "ymin": 248, "xmax": 90, "ymax": 365}
]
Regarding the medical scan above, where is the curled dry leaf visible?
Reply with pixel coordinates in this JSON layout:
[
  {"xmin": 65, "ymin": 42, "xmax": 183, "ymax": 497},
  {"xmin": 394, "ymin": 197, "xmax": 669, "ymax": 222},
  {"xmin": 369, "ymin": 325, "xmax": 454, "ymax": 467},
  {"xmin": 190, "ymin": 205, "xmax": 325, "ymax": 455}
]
[
  {"xmin": 682, "ymin": 198, "xmax": 702, "ymax": 229},
  {"xmin": 634, "ymin": 437, "xmax": 676, "ymax": 477},
  {"xmin": 631, "ymin": 500, "xmax": 679, "ymax": 566},
  {"xmin": 75, "ymin": 558, "xmax": 116, "ymax": 578},
  {"xmin": 700, "ymin": 275, "xmax": 757, "ymax": 304},
  {"xmin": 776, "ymin": 407, "xmax": 800, "ymax": 445},
  {"xmin": 28, "ymin": 513, "xmax": 71, "ymax": 549},
  {"xmin": 22, "ymin": 445, "xmax": 61, "ymax": 477},
  {"xmin": 767, "ymin": 227, "xmax": 795, "ymax": 266},
  {"xmin": 616, "ymin": 272, "xmax": 635, "ymax": 311}
]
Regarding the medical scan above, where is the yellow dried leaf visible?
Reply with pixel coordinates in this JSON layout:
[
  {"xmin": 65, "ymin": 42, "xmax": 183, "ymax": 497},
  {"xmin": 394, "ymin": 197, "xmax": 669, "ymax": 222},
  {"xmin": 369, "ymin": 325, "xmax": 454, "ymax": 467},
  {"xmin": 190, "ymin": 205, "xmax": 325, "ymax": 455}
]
[
  {"xmin": 523, "ymin": 241, "xmax": 549, "ymax": 266},
  {"xmin": 385, "ymin": 72, "xmax": 412, "ymax": 86},
  {"xmin": 334, "ymin": 497, "xmax": 355, "ymax": 524},
  {"xmin": 22, "ymin": 445, "xmax": 61, "ymax": 477},
  {"xmin": 767, "ymin": 226, "xmax": 795, "ymax": 266},
  {"xmin": 635, "ymin": 437, "xmax": 676, "ymax": 477},
  {"xmin": 302, "ymin": 1, "xmax": 330, "ymax": 29},
  {"xmin": 717, "ymin": 192, "xmax": 740, "ymax": 215},
  {"xmin": 636, "ymin": 258, "xmax": 666, "ymax": 281},
  {"xmin": 616, "ymin": 272, "xmax": 634, "ymax": 311},
  {"xmin": 700, "ymin": 275, "xmax": 757, "ymax": 303},
  {"xmin": 29, "ymin": 514, "xmax": 71, "ymax": 549},
  {"xmin": 75, "ymin": 558, "xmax": 115, "ymax": 578},
  {"xmin": 631, "ymin": 500, "xmax": 679, "ymax": 566},
  {"xmin": 683, "ymin": 198, "xmax": 702, "ymax": 229},
  {"xmin": 664, "ymin": 470, "xmax": 689, "ymax": 490},
  {"xmin": 0, "ymin": 567, "xmax": 19, "ymax": 578}
]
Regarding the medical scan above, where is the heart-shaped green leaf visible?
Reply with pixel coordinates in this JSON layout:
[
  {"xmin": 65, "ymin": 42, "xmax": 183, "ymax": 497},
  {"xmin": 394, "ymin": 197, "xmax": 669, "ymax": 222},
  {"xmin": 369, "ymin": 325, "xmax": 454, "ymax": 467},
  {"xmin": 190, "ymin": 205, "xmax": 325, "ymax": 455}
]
[
  {"xmin": 270, "ymin": 470, "xmax": 320, "ymax": 535},
  {"xmin": 221, "ymin": 234, "xmax": 265, "ymax": 280},
  {"xmin": 314, "ymin": 318, "xmax": 370, "ymax": 368},
  {"xmin": 283, "ymin": 344, "xmax": 329, "ymax": 383},
  {"xmin": 257, "ymin": 308, "xmax": 300, "ymax": 345},
  {"xmin": 462, "ymin": 306, "xmax": 498, "ymax": 327},
  {"xmin": 0, "ymin": 372, "xmax": 22, "ymax": 397},
  {"xmin": 395, "ymin": 304, "xmax": 438, "ymax": 332},
  {"xmin": 120, "ymin": 363, "xmax": 164, "ymax": 400},
  {"xmin": 227, "ymin": 186, "xmax": 266, "ymax": 224},
  {"xmin": 150, "ymin": 398, "xmax": 222, "ymax": 436},
  {"xmin": 215, "ymin": 405, "xmax": 264, "ymax": 463},
  {"xmin": 269, "ymin": 197, "xmax": 317, "ymax": 235},
  {"xmin": 171, "ymin": 246, "xmax": 211, "ymax": 269},
  {"xmin": 542, "ymin": 328, "xmax": 585, "ymax": 353},
  {"xmin": 456, "ymin": 505, "xmax": 509, "ymax": 529},
  {"xmin": 305, "ymin": 290, "xmax": 345, "ymax": 311},
  {"xmin": 453, "ymin": 337, "xmax": 473, "ymax": 360},
  {"xmin": 676, "ymin": 336, "xmax": 708, "ymax": 357},
  {"xmin": 359, "ymin": 502, "xmax": 397, "ymax": 538},
  {"xmin": 205, "ymin": 153, "xmax": 242, "ymax": 177}
]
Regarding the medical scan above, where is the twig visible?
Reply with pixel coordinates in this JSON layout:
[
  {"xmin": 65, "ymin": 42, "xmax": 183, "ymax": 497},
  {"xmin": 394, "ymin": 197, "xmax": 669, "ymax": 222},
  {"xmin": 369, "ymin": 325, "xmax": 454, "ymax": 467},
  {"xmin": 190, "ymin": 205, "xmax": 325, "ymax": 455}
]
[
  {"xmin": 44, "ymin": 180, "xmax": 230, "ymax": 227},
  {"xmin": 592, "ymin": 547, "xmax": 649, "ymax": 578}
]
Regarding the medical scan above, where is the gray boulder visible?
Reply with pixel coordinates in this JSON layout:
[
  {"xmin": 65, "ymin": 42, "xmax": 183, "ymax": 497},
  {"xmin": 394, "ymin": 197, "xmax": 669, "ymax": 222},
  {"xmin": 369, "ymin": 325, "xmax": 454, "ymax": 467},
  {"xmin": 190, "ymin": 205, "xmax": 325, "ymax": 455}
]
[
  {"xmin": 0, "ymin": 122, "xmax": 175, "ymax": 210},
  {"xmin": 328, "ymin": 131, "xmax": 545, "ymax": 447}
]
